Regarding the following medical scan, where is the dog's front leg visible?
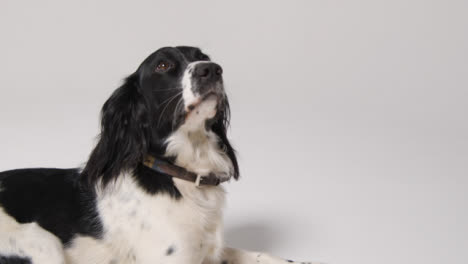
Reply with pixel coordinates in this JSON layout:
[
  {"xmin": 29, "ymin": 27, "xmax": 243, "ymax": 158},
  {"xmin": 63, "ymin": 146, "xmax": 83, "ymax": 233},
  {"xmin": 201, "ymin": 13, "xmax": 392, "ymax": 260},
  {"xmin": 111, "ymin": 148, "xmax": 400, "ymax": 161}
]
[{"xmin": 204, "ymin": 247, "xmax": 320, "ymax": 264}]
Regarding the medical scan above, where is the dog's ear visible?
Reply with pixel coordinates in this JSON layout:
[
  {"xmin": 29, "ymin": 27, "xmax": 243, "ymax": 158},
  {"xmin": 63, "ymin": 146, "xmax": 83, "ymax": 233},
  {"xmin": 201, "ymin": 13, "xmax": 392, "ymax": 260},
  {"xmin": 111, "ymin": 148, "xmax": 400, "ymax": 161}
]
[
  {"xmin": 82, "ymin": 73, "xmax": 151, "ymax": 186},
  {"xmin": 211, "ymin": 100, "xmax": 240, "ymax": 180}
]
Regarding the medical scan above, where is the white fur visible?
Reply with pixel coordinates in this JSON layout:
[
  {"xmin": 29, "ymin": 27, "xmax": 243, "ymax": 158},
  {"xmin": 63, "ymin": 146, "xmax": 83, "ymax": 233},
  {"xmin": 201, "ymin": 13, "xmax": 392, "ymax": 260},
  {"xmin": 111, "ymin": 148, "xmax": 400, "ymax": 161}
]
[
  {"xmin": 182, "ymin": 61, "xmax": 199, "ymax": 111},
  {"xmin": 0, "ymin": 208, "xmax": 65, "ymax": 264},
  {"xmin": 165, "ymin": 98, "xmax": 233, "ymax": 181},
  {"xmin": 63, "ymin": 174, "xmax": 225, "ymax": 264}
]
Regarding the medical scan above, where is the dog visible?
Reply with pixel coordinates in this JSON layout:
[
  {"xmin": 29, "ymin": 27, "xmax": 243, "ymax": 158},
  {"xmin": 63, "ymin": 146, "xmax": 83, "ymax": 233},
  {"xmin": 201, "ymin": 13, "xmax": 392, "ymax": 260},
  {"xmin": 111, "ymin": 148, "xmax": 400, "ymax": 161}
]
[{"xmin": 0, "ymin": 46, "xmax": 315, "ymax": 264}]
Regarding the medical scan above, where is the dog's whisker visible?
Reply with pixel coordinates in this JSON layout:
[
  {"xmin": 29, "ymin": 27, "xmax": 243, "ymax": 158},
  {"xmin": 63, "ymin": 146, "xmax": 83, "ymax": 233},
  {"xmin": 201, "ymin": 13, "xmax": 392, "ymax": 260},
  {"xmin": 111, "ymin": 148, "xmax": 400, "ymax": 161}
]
[
  {"xmin": 154, "ymin": 88, "xmax": 179, "ymax": 92},
  {"xmin": 172, "ymin": 98, "xmax": 184, "ymax": 129},
  {"xmin": 157, "ymin": 91, "xmax": 182, "ymax": 110},
  {"xmin": 157, "ymin": 92, "xmax": 182, "ymax": 128}
]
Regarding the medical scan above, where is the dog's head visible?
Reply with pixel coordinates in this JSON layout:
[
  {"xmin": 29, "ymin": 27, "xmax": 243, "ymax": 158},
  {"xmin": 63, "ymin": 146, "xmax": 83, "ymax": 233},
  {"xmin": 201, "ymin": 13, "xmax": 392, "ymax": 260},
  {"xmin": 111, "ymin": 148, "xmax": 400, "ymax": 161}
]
[{"xmin": 82, "ymin": 46, "xmax": 238, "ymax": 186}]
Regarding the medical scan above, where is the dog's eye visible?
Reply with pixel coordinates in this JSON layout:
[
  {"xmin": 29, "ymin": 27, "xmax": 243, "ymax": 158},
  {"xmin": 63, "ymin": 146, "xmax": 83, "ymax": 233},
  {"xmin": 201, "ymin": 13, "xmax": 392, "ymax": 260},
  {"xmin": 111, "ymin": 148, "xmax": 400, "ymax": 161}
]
[{"xmin": 155, "ymin": 62, "xmax": 172, "ymax": 72}]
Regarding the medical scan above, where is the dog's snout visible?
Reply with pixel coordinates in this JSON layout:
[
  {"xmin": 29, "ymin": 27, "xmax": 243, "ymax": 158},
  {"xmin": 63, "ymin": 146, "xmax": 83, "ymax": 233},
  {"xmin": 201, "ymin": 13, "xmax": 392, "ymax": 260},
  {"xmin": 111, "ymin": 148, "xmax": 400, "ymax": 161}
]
[
  {"xmin": 185, "ymin": 61, "xmax": 225, "ymax": 102},
  {"xmin": 194, "ymin": 63, "xmax": 223, "ymax": 82}
]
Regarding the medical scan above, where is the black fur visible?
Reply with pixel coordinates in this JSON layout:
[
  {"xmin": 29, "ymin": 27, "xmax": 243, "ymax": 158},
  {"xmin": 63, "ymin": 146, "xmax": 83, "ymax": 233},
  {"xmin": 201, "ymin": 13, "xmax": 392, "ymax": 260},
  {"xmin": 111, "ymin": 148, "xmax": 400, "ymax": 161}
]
[
  {"xmin": 0, "ymin": 256, "xmax": 32, "ymax": 264},
  {"xmin": 211, "ymin": 103, "xmax": 239, "ymax": 180},
  {"xmin": 165, "ymin": 245, "xmax": 176, "ymax": 256},
  {"xmin": 0, "ymin": 169, "xmax": 103, "ymax": 245},
  {"xmin": 134, "ymin": 164, "xmax": 182, "ymax": 198},
  {"xmin": 81, "ymin": 73, "xmax": 151, "ymax": 187}
]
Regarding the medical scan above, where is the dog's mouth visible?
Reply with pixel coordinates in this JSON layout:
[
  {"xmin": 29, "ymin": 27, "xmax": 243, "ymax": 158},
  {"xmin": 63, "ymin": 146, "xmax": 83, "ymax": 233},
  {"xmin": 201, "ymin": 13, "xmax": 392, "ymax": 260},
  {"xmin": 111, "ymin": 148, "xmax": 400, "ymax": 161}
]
[{"xmin": 185, "ymin": 92, "xmax": 220, "ymax": 113}]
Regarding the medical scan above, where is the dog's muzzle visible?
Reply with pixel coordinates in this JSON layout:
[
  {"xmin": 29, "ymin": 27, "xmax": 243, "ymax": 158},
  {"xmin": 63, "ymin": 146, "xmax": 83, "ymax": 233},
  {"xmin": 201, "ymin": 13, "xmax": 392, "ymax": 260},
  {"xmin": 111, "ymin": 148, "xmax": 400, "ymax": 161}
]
[
  {"xmin": 183, "ymin": 61, "xmax": 225, "ymax": 112},
  {"xmin": 192, "ymin": 62, "xmax": 223, "ymax": 95}
]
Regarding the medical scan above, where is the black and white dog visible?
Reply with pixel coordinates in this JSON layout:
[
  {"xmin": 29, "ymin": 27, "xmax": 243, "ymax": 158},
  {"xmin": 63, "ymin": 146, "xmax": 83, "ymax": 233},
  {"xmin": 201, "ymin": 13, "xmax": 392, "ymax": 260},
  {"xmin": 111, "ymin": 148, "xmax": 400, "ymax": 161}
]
[{"xmin": 0, "ymin": 47, "xmax": 315, "ymax": 264}]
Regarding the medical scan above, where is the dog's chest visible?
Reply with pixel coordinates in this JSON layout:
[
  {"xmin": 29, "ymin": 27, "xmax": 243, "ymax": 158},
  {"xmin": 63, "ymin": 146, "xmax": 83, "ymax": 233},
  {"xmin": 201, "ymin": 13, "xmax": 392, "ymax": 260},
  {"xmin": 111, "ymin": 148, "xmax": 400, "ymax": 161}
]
[
  {"xmin": 66, "ymin": 175, "xmax": 225, "ymax": 264},
  {"xmin": 65, "ymin": 122, "xmax": 233, "ymax": 263}
]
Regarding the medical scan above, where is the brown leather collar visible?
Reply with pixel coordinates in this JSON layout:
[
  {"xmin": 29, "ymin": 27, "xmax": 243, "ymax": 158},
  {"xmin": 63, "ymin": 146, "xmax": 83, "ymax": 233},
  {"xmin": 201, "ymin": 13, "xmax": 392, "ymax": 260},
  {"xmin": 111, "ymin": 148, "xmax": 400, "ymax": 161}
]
[{"xmin": 143, "ymin": 155, "xmax": 228, "ymax": 186}]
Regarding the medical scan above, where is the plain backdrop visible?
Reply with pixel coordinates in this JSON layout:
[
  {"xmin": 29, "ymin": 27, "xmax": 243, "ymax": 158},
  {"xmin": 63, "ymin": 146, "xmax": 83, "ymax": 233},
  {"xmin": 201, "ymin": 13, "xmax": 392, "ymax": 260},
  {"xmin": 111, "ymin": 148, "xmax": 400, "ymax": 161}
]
[{"xmin": 1, "ymin": 1, "xmax": 467, "ymax": 264}]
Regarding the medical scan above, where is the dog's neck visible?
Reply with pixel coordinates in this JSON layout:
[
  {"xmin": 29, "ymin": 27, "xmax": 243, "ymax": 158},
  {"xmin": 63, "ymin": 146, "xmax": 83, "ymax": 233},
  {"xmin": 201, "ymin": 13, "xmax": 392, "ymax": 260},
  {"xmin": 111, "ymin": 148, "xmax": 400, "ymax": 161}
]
[
  {"xmin": 164, "ymin": 124, "xmax": 233, "ymax": 182},
  {"xmin": 163, "ymin": 98, "xmax": 233, "ymax": 181}
]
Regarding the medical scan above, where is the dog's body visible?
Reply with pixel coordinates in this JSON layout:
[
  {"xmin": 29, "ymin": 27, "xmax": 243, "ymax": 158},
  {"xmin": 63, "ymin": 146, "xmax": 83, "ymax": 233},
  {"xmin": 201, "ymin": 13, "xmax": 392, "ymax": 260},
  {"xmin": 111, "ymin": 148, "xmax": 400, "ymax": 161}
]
[{"xmin": 0, "ymin": 47, "xmax": 314, "ymax": 264}]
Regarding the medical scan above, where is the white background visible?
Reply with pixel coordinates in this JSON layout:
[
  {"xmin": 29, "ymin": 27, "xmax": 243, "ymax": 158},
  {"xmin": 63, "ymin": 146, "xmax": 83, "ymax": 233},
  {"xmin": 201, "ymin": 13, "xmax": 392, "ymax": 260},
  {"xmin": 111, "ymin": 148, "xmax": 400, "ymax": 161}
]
[{"xmin": 1, "ymin": 1, "xmax": 467, "ymax": 264}]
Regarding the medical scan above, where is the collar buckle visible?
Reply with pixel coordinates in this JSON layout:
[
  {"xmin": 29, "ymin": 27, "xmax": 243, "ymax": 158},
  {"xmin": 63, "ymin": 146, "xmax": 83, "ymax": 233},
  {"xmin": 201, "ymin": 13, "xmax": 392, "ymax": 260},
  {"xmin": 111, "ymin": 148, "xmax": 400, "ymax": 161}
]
[{"xmin": 195, "ymin": 174, "xmax": 202, "ymax": 187}]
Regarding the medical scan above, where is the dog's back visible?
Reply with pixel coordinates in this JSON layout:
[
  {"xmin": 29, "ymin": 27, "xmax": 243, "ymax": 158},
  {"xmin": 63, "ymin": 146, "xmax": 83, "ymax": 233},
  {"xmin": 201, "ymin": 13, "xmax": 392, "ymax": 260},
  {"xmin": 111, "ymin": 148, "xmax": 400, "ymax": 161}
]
[
  {"xmin": 0, "ymin": 168, "xmax": 103, "ymax": 244},
  {"xmin": 0, "ymin": 169, "xmax": 77, "ymax": 264}
]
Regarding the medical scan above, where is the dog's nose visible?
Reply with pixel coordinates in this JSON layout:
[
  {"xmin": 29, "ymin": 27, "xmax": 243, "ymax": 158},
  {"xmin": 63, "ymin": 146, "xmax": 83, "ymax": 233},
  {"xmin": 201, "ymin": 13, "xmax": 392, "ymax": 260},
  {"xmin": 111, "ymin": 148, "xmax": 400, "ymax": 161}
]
[{"xmin": 194, "ymin": 63, "xmax": 223, "ymax": 82}]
